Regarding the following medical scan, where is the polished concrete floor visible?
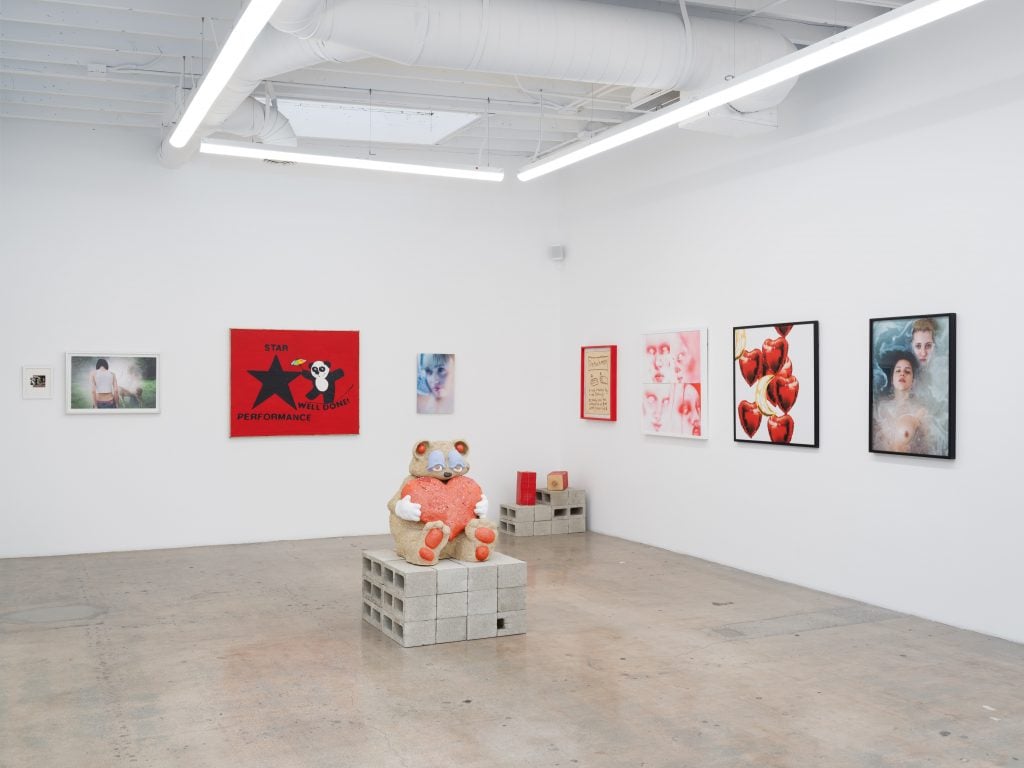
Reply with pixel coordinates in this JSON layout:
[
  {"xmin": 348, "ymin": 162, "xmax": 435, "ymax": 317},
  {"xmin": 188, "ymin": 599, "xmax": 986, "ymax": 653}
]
[{"xmin": 2, "ymin": 532, "xmax": 1022, "ymax": 768}]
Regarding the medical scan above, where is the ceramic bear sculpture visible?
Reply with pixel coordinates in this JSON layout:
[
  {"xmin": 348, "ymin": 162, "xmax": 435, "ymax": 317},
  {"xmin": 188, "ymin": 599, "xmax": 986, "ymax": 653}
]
[{"xmin": 388, "ymin": 439, "xmax": 497, "ymax": 566}]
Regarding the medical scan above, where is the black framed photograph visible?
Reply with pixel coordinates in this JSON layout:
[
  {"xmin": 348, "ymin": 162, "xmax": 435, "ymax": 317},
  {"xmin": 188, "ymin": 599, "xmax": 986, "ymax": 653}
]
[
  {"xmin": 869, "ymin": 314, "xmax": 955, "ymax": 459},
  {"xmin": 733, "ymin": 321, "xmax": 819, "ymax": 447}
]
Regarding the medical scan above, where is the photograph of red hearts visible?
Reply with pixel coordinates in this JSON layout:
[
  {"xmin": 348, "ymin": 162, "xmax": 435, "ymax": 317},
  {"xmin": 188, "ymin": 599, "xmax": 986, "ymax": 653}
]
[{"xmin": 733, "ymin": 321, "xmax": 819, "ymax": 447}]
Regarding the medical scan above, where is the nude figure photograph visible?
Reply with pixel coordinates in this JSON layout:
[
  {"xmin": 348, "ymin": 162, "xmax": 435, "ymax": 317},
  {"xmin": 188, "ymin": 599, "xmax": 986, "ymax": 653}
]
[{"xmin": 869, "ymin": 313, "xmax": 956, "ymax": 459}]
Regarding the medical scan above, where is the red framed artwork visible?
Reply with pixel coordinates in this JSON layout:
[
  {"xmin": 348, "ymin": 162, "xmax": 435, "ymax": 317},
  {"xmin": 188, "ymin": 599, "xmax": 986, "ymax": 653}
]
[
  {"xmin": 230, "ymin": 328, "xmax": 359, "ymax": 437},
  {"xmin": 580, "ymin": 345, "xmax": 617, "ymax": 421}
]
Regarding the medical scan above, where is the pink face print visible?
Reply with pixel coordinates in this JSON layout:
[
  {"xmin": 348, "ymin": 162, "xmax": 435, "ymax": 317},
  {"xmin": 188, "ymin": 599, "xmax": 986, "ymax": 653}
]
[
  {"xmin": 673, "ymin": 332, "xmax": 700, "ymax": 383},
  {"xmin": 679, "ymin": 383, "xmax": 701, "ymax": 436},
  {"xmin": 643, "ymin": 387, "xmax": 672, "ymax": 432}
]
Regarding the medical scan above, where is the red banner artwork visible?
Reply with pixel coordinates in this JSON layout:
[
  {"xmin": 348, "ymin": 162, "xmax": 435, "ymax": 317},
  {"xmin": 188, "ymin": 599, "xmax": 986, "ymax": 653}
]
[{"xmin": 230, "ymin": 328, "xmax": 359, "ymax": 437}]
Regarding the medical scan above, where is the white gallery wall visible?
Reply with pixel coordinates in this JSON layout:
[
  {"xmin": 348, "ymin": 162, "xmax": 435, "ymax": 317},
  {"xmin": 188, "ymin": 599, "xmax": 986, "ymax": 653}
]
[
  {"xmin": 1, "ymin": 120, "xmax": 564, "ymax": 558},
  {"xmin": 555, "ymin": 0, "xmax": 1024, "ymax": 643},
  {"xmin": 3, "ymin": 0, "xmax": 1023, "ymax": 646}
]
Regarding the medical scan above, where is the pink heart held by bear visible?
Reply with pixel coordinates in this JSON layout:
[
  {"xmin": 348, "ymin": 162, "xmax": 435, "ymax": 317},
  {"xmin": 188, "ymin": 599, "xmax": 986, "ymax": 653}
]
[{"xmin": 401, "ymin": 475, "xmax": 481, "ymax": 539}]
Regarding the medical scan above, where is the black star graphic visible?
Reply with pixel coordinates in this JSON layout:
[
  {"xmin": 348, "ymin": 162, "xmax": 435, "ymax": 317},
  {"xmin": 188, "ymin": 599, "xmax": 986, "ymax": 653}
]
[{"xmin": 248, "ymin": 355, "xmax": 300, "ymax": 409}]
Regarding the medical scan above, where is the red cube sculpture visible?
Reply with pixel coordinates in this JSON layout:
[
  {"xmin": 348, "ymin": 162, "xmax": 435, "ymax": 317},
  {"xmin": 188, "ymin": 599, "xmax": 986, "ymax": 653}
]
[{"xmin": 547, "ymin": 471, "xmax": 569, "ymax": 491}]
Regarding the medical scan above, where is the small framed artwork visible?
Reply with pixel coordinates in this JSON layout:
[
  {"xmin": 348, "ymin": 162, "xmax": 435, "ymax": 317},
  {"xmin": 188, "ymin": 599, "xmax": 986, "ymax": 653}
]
[
  {"xmin": 869, "ymin": 313, "xmax": 955, "ymax": 459},
  {"xmin": 641, "ymin": 329, "xmax": 707, "ymax": 438},
  {"xmin": 581, "ymin": 345, "xmax": 617, "ymax": 421},
  {"xmin": 417, "ymin": 353, "xmax": 454, "ymax": 414},
  {"xmin": 733, "ymin": 321, "xmax": 818, "ymax": 447},
  {"xmin": 66, "ymin": 354, "xmax": 160, "ymax": 413},
  {"xmin": 22, "ymin": 366, "xmax": 53, "ymax": 399}
]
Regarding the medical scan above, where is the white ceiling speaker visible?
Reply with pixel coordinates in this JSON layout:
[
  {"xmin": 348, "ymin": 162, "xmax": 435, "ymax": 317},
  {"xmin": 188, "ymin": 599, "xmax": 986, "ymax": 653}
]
[{"xmin": 549, "ymin": 245, "xmax": 566, "ymax": 262}]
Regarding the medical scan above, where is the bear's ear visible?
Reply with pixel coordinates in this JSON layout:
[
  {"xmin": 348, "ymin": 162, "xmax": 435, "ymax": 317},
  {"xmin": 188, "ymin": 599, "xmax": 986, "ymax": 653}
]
[
  {"xmin": 323, "ymin": 360, "xmax": 331, "ymax": 367},
  {"xmin": 453, "ymin": 440, "xmax": 469, "ymax": 455},
  {"xmin": 414, "ymin": 440, "xmax": 430, "ymax": 456}
]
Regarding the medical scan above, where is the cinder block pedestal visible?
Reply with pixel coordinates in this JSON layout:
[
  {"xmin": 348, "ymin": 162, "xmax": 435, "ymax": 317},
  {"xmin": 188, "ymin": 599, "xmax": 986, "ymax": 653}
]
[
  {"xmin": 362, "ymin": 549, "xmax": 527, "ymax": 647},
  {"xmin": 500, "ymin": 488, "xmax": 586, "ymax": 536}
]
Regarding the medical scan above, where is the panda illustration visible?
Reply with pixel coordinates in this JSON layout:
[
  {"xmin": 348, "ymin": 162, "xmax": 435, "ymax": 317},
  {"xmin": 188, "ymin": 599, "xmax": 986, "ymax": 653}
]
[{"xmin": 302, "ymin": 360, "xmax": 345, "ymax": 405}]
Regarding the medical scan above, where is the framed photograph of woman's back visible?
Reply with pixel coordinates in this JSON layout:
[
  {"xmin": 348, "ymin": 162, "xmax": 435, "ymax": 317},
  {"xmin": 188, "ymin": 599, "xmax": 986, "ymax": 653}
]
[
  {"xmin": 869, "ymin": 314, "xmax": 955, "ymax": 459},
  {"xmin": 66, "ymin": 354, "xmax": 160, "ymax": 414}
]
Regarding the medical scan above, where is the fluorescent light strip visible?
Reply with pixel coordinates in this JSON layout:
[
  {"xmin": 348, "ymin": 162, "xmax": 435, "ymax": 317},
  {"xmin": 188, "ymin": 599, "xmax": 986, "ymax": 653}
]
[
  {"xmin": 517, "ymin": 0, "xmax": 991, "ymax": 181},
  {"xmin": 168, "ymin": 0, "xmax": 285, "ymax": 149},
  {"xmin": 200, "ymin": 140, "xmax": 505, "ymax": 182}
]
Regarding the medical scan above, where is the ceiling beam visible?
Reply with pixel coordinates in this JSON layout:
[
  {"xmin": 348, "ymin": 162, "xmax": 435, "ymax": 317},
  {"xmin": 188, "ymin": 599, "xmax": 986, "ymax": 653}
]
[
  {"xmin": 683, "ymin": 0, "xmax": 884, "ymax": 26},
  {"xmin": 0, "ymin": 58, "xmax": 179, "ymax": 88},
  {"xmin": 1, "ymin": 69, "xmax": 173, "ymax": 100},
  {"xmin": 0, "ymin": 100, "xmax": 163, "ymax": 125},
  {"xmin": 1, "ymin": 0, "xmax": 234, "ymax": 41},
  {"xmin": 1, "ymin": 86, "xmax": 171, "ymax": 116},
  {"xmin": 20, "ymin": 0, "xmax": 243, "ymax": 22},
  {"xmin": 0, "ymin": 39, "xmax": 207, "ymax": 68}
]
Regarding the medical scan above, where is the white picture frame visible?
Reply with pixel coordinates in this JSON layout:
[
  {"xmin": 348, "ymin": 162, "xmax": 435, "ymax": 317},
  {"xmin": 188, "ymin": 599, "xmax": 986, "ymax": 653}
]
[
  {"xmin": 22, "ymin": 366, "xmax": 53, "ymax": 399},
  {"xmin": 65, "ymin": 353, "xmax": 160, "ymax": 414},
  {"xmin": 641, "ymin": 328, "xmax": 709, "ymax": 439}
]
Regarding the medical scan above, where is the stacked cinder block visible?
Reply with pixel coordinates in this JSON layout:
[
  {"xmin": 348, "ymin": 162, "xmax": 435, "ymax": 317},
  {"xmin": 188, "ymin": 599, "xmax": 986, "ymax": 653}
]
[
  {"xmin": 361, "ymin": 549, "xmax": 527, "ymax": 647},
  {"xmin": 499, "ymin": 488, "xmax": 586, "ymax": 536}
]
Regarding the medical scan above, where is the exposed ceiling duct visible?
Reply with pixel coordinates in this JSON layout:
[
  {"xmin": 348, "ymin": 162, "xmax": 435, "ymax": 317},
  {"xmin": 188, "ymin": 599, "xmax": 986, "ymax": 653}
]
[
  {"xmin": 160, "ymin": 0, "xmax": 798, "ymax": 167},
  {"xmin": 159, "ymin": 28, "xmax": 368, "ymax": 165}
]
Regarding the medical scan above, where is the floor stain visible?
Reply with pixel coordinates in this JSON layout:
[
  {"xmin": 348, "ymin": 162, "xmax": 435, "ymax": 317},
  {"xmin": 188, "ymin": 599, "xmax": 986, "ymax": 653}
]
[{"xmin": 0, "ymin": 604, "xmax": 106, "ymax": 624}]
